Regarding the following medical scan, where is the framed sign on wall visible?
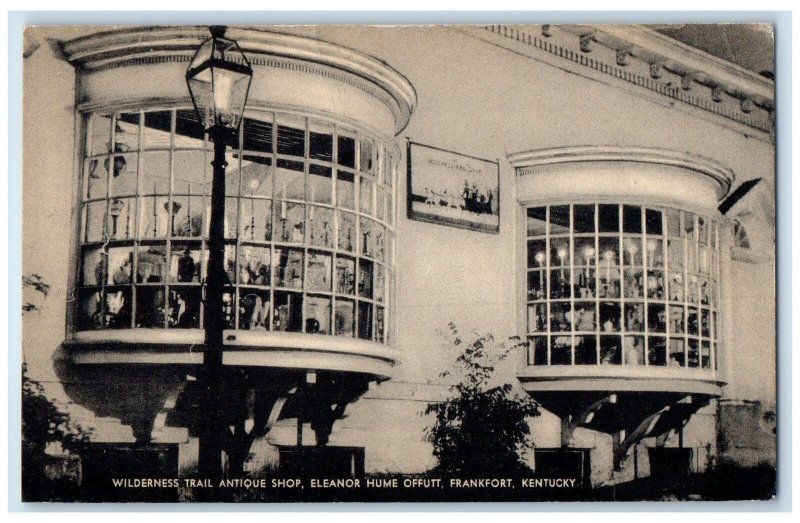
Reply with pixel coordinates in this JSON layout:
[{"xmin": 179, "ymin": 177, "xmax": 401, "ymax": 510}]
[{"xmin": 407, "ymin": 141, "xmax": 500, "ymax": 233}]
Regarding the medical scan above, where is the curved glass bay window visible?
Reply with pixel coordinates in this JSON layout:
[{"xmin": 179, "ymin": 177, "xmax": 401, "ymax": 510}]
[
  {"xmin": 77, "ymin": 108, "xmax": 396, "ymax": 345},
  {"xmin": 525, "ymin": 204, "xmax": 718, "ymax": 369}
]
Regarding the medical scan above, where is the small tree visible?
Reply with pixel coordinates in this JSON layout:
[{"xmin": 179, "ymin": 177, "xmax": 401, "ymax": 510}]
[{"xmin": 426, "ymin": 323, "xmax": 540, "ymax": 476}]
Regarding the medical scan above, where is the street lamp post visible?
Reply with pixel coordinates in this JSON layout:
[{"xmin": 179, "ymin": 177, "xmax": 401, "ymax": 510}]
[{"xmin": 186, "ymin": 25, "xmax": 253, "ymax": 480}]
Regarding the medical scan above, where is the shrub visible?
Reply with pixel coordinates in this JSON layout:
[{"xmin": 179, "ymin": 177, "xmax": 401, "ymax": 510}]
[{"xmin": 426, "ymin": 323, "xmax": 540, "ymax": 476}]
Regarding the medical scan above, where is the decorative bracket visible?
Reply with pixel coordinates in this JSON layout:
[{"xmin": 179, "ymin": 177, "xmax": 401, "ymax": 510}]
[
  {"xmin": 579, "ymin": 32, "xmax": 596, "ymax": 53},
  {"xmin": 561, "ymin": 394, "xmax": 618, "ymax": 446},
  {"xmin": 616, "ymin": 49, "xmax": 632, "ymax": 66}
]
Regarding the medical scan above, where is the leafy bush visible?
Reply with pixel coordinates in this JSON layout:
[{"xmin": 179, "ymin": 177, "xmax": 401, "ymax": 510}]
[{"xmin": 426, "ymin": 324, "xmax": 540, "ymax": 476}]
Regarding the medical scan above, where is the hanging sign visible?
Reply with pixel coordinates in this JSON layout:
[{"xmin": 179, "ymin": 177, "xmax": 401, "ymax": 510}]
[{"xmin": 407, "ymin": 141, "xmax": 500, "ymax": 233}]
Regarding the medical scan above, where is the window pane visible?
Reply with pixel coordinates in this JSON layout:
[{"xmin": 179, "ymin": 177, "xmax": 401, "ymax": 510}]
[
  {"xmin": 647, "ymin": 270, "xmax": 665, "ymax": 300},
  {"xmin": 338, "ymin": 211, "xmax": 356, "ymax": 252},
  {"xmin": 358, "ymin": 301, "xmax": 373, "ymax": 340},
  {"xmin": 571, "ymin": 266, "xmax": 594, "ymax": 298},
  {"xmin": 669, "ymin": 305, "xmax": 685, "ymax": 334},
  {"xmin": 667, "ymin": 239, "xmax": 684, "ymax": 271},
  {"xmin": 623, "ymin": 269, "xmax": 644, "ymax": 299},
  {"xmin": 622, "ymin": 237, "xmax": 642, "ymax": 266},
  {"xmin": 242, "ymin": 117, "xmax": 273, "ymax": 153},
  {"xmin": 274, "ymin": 202, "xmax": 305, "ymax": 243},
  {"xmin": 310, "ymin": 128, "xmax": 333, "ymax": 162},
  {"xmin": 573, "ymin": 204, "xmax": 595, "ymax": 233},
  {"xmin": 337, "ymin": 135, "xmax": 356, "ymax": 168},
  {"xmin": 308, "ymin": 164, "xmax": 333, "ymax": 204},
  {"xmin": 669, "ymin": 338, "xmax": 685, "ymax": 367},
  {"xmin": 551, "ymin": 335, "xmax": 572, "ymax": 365},
  {"xmin": 646, "ymin": 238, "xmax": 664, "ymax": 269},
  {"xmin": 85, "ymin": 158, "xmax": 108, "ymax": 200},
  {"xmin": 599, "ymin": 302, "xmax": 621, "ymax": 333},
  {"xmin": 241, "ymin": 198, "xmax": 272, "ymax": 242},
  {"xmin": 623, "ymin": 205, "xmax": 642, "ymax": 234},
  {"xmin": 667, "ymin": 209, "xmax": 681, "ymax": 238},
  {"xmin": 648, "ymin": 336, "xmax": 667, "ymax": 366},
  {"xmin": 526, "ymin": 207, "xmax": 547, "ymax": 237},
  {"xmin": 169, "ymin": 242, "xmax": 202, "ymax": 283},
  {"xmin": 335, "ymin": 299, "xmax": 355, "ymax": 337},
  {"xmin": 645, "ymin": 209, "xmax": 663, "ymax": 236},
  {"xmin": 307, "ymin": 251, "xmax": 332, "ymax": 292},
  {"xmin": 277, "ymin": 123, "xmax": 305, "ymax": 157},
  {"xmin": 274, "ymin": 248, "xmax": 303, "ymax": 289},
  {"xmin": 624, "ymin": 336, "xmax": 645, "ymax": 365},
  {"xmin": 549, "ymin": 269, "xmax": 570, "ymax": 300},
  {"xmin": 143, "ymin": 111, "xmax": 172, "ymax": 149},
  {"xmin": 171, "ymin": 195, "xmax": 204, "ymax": 238},
  {"xmin": 359, "ymin": 138, "xmax": 374, "ymax": 173},
  {"xmin": 527, "ymin": 239, "xmax": 547, "ymax": 269},
  {"xmin": 598, "ymin": 204, "xmax": 619, "ymax": 232},
  {"xmin": 276, "ymin": 161, "xmax": 304, "ymax": 201},
  {"xmin": 549, "ymin": 205, "xmax": 570, "ymax": 234},
  {"xmin": 528, "ymin": 336, "xmax": 547, "ymax": 365},
  {"xmin": 337, "ymin": 170, "xmax": 355, "ymax": 209},
  {"xmin": 624, "ymin": 303, "xmax": 645, "ymax": 332},
  {"xmin": 375, "ymin": 307, "xmax": 385, "ymax": 343},
  {"xmin": 239, "ymin": 289, "xmax": 271, "ymax": 330},
  {"xmin": 168, "ymin": 287, "xmax": 201, "ymax": 329},
  {"xmin": 237, "ymin": 245, "xmax": 270, "ymax": 286},
  {"xmin": 108, "ymin": 154, "xmax": 138, "ymax": 197},
  {"xmin": 274, "ymin": 291, "xmax": 303, "ymax": 332},
  {"xmin": 600, "ymin": 335, "xmax": 621, "ymax": 364},
  {"xmin": 527, "ymin": 270, "xmax": 546, "ymax": 301},
  {"xmin": 89, "ymin": 114, "xmax": 113, "ymax": 156},
  {"xmin": 688, "ymin": 339, "xmax": 700, "ymax": 367},
  {"xmin": 527, "ymin": 303, "xmax": 548, "ymax": 333},
  {"xmin": 550, "ymin": 238, "xmax": 570, "ymax": 267},
  {"xmin": 574, "ymin": 302, "xmax": 596, "ymax": 332},
  {"xmin": 358, "ymin": 259, "xmax": 373, "ymax": 298},
  {"xmin": 335, "ymin": 256, "xmax": 356, "ymax": 295},
  {"xmin": 576, "ymin": 335, "xmax": 598, "ymax": 365},
  {"xmin": 107, "ymin": 197, "xmax": 136, "ymax": 241},
  {"xmin": 135, "ymin": 286, "xmax": 165, "ymax": 328},
  {"xmin": 550, "ymin": 302, "xmax": 572, "ymax": 332},
  {"xmin": 137, "ymin": 244, "xmax": 168, "ymax": 283},
  {"xmin": 359, "ymin": 176, "xmax": 374, "ymax": 215},
  {"xmin": 84, "ymin": 201, "xmax": 107, "ymax": 242},
  {"xmin": 81, "ymin": 247, "xmax": 106, "ymax": 286},
  {"xmin": 108, "ymin": 247, "xmax": 134, "ymax": 285},
  {"xmin": 305, "ymin": 295, "xmax": 331, "ymax": 334},
  {"xmin": 648, "ymin": 303, "xmax": 666, "ymax": 332},
  {"xmin": 308, "ymin": 205, "xmax": 334, "ymax": 248}
]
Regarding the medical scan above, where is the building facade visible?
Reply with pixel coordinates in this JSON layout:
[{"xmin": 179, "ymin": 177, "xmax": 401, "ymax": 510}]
[{"xmin": 22, "ymin": 24, "xmax": 776, "ymax": 490}]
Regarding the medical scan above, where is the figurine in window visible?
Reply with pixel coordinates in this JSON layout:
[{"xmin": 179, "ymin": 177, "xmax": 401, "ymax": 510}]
[
  {"xmin": 291, "ymin": 221, "xmax": 304, "ymax": 243},
  {"xmin": 625, "ymin": 337, "xmax": 643, "ymax": 365},
  {"xmin": 177, "ymin": 248, "xmax": 196, "ymax": 283},
  {"xmin": 112, "ymin": 258, "xmax": 132, "ymax": 285},
  {"xmin": 306, "ymin": 318, "xmax": 321, "ymax": 334}
]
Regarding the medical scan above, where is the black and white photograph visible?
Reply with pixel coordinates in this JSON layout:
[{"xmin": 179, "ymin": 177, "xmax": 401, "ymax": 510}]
[{"xmin": 18, "ymin": 21, "xmax": 779, "ymax": 504}]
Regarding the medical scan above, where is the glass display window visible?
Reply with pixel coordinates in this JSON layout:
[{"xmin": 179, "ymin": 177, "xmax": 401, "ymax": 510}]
[
  {"xmin": 76, "ymin": 109, "xmax": 395, "ymax": 345},
  {"xmin": 524, "ymin": 203, "xmax": 719, "ymax": 369}
]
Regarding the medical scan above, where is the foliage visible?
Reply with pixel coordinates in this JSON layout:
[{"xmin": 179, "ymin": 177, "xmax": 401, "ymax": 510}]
[
  {"xmin": 22, "ymin": 273, "xmax": 50, "ymax": 313},
  {"xmin": 426, "ymin": 323, "xmax": 540, "ymax": 476},
  {"xmin": 22, "ymin": 273, "xmax": 90, "ymax": 500}
]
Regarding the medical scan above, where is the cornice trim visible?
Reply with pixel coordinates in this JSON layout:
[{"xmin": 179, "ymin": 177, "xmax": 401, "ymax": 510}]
[
  {"xmin": 509, "ymin": 146, "xmax": 735, "ymax": 199},
  {"xmin": 61, "ymin": 26, "xmax": 417, "ymax": 134},
  {"xmin": 476, "ymin": 24, "xmax": 772, "ymax": 134}
]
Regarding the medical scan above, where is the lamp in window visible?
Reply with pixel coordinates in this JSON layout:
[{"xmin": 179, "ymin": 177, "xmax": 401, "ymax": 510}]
[{"xmin": 109, "ymin": 198, "xmax": 126, "ymax": 238}]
